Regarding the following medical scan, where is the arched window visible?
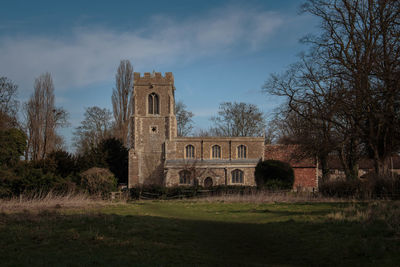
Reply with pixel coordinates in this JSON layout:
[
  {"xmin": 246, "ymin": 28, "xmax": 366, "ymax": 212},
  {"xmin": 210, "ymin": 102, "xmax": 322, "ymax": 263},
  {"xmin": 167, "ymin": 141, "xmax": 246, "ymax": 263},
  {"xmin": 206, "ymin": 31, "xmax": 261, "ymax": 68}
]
[
  {"xmin": 231, "ymin": 169, "xmax": 244, "ymax": 184},
  {"xmin": 212, "ymin": 145, "xmax": 221, "ymax": 159},
  {"xmin": 237, "ymin": 145, "xmax": 247, "ymax": 159},
  {"xmin": 185, "ymin": 145, "xmax": 195, "ymax": 159},
  {"xmin": 179, "ymin": 170, "xmax": 191, "ymax": 184},
  {"xmin": 148, "ymin": 93, "xmax": 159, "ymax": 114}
]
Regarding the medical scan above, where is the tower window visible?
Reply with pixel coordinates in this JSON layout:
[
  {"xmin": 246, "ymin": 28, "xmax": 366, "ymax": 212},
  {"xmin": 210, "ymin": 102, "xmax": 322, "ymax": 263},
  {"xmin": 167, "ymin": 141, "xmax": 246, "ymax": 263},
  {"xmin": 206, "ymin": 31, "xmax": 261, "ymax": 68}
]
[
  {"xmin": 185, "ymin": 145, "xmax": 195, "ymax": 159},
  {"xmin": 148, "ymin": 93, "xmax": 159, "ymax": 114},
  {"xmin": 231, "ymin": 169, "xmax": 244, "ymax": 184},
  {"xmin": 237, "ymin": 145, "xmax": 247, "ymax": 159},
  {"xmin": 212, "ymin": 145, "xmax": 221, "ymax": 159}
]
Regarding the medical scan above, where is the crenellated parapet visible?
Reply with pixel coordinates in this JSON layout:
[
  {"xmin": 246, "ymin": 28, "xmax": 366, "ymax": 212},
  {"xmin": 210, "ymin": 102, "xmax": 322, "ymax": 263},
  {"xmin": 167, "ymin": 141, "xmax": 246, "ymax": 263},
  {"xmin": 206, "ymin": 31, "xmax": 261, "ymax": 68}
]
[{"xmin": 134, "ymin": 72, "xmax": 174, "ymax": 86}]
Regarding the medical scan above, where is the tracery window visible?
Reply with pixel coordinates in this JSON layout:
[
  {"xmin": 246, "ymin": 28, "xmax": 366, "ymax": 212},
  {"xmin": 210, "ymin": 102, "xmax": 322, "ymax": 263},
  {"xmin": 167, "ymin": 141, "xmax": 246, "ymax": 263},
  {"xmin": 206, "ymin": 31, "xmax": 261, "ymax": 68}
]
[
  {"xmin": 185, "ymin": 145, "xmax": 195, "ymax": 159},
  {"xmin": 148, "ymin": 93, "xmax": 159, "ymax": 114},
  {"xmin": 179, "ymin": 170, "xmax": 191, "ymax": 184},
  {"xmin": 212, "ymin": 145, "xmax": 221, "ymax": 159},
  {"xmin": 237, "ymin": 145, "xmax": 247, "ymax": 159},
  {"xmin": 231, "ymin": 169, "xmax": 244, "ymax": 184}
]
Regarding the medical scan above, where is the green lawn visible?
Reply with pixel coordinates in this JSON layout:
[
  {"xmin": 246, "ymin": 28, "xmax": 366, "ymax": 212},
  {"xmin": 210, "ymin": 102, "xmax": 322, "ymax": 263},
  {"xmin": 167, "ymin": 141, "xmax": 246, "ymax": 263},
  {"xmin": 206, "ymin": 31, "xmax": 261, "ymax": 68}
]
[{"xmin": 0, "ymin": 201, "xmax": 399, "ymax": 266}]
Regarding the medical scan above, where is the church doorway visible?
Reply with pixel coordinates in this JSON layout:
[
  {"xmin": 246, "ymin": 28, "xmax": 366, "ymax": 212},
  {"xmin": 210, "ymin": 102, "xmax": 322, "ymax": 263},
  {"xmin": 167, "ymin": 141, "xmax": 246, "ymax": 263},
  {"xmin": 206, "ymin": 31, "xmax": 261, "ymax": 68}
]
[{"xmin": 204, "ymin": 177, "xmax": 213, "ymax": 188}]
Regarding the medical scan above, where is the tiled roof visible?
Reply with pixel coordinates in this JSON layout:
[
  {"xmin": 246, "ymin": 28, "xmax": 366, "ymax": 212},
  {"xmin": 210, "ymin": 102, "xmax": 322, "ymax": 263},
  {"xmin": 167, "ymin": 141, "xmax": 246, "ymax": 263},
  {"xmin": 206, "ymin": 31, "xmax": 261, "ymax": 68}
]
[{"xmin": 264, "ymin": 145, "xmax": 316, "ymax": 168}]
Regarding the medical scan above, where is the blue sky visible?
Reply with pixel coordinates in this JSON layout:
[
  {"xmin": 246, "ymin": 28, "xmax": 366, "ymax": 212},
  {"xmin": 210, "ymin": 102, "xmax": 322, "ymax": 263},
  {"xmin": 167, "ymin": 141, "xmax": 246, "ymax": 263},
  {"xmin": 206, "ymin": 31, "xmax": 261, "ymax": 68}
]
[{"xmin": 0, "ymin": 0, "xmax": 319, "ymax": 152}]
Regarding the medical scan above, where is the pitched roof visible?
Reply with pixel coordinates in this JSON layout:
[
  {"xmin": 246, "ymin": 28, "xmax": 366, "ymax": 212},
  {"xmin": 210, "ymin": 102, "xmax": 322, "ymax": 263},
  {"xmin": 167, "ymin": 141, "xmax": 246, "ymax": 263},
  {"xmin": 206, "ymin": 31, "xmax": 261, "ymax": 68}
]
[{"xmin": 264, "ymin": 145, "xmax": 316, "ymax": 168}]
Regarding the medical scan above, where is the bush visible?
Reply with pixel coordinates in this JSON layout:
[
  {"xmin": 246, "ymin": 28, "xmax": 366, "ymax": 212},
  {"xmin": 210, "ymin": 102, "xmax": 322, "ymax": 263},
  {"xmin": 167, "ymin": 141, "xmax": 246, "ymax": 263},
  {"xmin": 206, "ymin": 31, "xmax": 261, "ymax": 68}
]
[
  {"xmin": 255, "ymin": 160, "xmax": 294, "ymax": 190},
  {"xmin": 319, "ymin": 180, "xmax": 362, "ymax": 198},
  {"xmin": 80, "ymin": 167, "xmax": 117, "ymax": 196},
  {"xmin": 0, "ymin": 167, "xmax": 18, "ymax": 197},
  {"xmin": 0, "ymin": 128, "xmax": 26, "ymax": 167},
  {"xmin": 0, "ymin": 161, "xmax": 84, "ymax": 198},
  {"xmin": 319, "ymin": 175, "xmax": 400, "ymax": 199},
  {"xmin": 77, "ymin": 138, "xmax": 128, "ymax": 184}
]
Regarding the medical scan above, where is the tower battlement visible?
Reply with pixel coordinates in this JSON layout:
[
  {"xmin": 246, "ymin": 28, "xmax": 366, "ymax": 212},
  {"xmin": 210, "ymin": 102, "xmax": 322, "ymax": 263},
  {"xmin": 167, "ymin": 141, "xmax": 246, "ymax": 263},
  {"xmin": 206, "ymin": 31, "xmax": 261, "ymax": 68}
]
[{"xmin": 134, "ymin": 72, "xmax": 174, "ymax": 85}]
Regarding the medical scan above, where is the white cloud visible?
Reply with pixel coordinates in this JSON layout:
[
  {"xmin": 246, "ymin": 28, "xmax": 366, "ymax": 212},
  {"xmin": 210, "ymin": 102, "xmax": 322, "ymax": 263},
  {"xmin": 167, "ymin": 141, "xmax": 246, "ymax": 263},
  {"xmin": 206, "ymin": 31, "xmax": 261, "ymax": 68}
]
[{"xmin": 0, "ymin": 7, "xmax": 284, "ymax": 92}]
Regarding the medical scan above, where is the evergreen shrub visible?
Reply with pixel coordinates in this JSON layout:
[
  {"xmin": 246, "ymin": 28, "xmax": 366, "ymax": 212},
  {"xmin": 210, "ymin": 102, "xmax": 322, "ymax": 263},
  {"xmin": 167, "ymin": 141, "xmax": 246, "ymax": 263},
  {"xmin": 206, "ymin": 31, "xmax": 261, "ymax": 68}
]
[{"xmin": 255, "ymin": 160, "xmax": 294, "ymax": 190}]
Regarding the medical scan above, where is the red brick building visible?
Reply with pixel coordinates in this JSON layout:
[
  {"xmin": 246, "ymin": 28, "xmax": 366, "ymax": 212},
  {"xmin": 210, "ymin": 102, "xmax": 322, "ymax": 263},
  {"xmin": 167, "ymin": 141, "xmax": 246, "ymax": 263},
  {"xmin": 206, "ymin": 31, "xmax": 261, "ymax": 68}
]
[{"xmin": 264, "ymin": 145, "xmax": 318, "ymax": 191}]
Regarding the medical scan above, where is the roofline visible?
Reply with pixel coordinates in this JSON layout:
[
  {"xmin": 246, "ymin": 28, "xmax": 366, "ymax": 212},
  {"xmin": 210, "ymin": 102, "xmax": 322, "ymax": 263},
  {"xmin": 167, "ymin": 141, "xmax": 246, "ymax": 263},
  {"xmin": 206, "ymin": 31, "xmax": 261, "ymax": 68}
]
[{"xmin": 175, "ymin": 136, "xmax": 264, "ymax": 142}]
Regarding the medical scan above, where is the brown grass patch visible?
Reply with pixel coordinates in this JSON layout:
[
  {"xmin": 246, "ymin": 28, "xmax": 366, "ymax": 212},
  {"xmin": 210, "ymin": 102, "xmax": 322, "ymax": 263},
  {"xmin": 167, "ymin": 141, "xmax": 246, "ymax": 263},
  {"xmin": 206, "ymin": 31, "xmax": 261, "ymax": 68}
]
[
  {"xmin": 327, "ymin": 201, "xmax": 400, "ymax": 234},
  {"xmin": 0, "ymin": 191, "xmax": 119, "ymax": 212},
  {"xmin": 194, "ymin": 191, "xmax": 349, "ymax": 203}
]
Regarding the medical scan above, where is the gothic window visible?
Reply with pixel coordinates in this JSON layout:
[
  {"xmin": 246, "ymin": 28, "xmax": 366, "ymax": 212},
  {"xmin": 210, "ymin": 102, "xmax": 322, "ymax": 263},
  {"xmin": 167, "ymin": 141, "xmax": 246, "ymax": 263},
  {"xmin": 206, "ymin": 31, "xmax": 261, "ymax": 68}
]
[
  {"xmin": 231, "ymin": 169, "xmax": 244, "ymax": 184},
  {"xmin": 237, "ymin": 145, "xmax": 247, "ymax": 159},
  {"xmin": 148, "ymin": 93, "xmax": 159, "ymax": 114},
  {"xmin": 212, "ymin": 145, "xmax": 221, "ymax": 159},
  {"xmin": 179, "ymin": 170, "xmax": 191, "ymax": 184},
  {"xmin": 185, "ymin": 145, "xmax": 195, "ymax": 159}
]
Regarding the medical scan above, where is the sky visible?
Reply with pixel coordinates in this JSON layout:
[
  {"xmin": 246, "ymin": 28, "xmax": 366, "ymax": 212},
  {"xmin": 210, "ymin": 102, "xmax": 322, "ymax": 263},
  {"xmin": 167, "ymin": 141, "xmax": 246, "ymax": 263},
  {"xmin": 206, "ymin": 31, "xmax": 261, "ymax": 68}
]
[{"xmin": 0, "ymin": 0, "xmax": 320, "ymax": 152}]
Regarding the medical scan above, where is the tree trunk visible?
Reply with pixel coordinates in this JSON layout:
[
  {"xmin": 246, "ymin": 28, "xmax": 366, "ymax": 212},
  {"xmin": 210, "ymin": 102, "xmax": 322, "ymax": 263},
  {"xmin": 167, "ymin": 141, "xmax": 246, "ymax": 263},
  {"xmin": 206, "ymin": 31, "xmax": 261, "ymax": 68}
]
[{"xmin": 319, "ymin": 154, "xmax": 330, "ymax": 183}]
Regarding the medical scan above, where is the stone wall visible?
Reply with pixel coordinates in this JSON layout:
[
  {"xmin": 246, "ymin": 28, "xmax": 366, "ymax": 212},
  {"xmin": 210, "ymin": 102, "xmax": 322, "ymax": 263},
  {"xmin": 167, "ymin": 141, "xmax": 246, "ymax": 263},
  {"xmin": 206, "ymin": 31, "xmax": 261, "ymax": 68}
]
[
  {"xmin": 128, "ymin": 72, "xmax": 320, "ymax": 191},
  {"xmin": 165, "ymin": 164, "xmax": 257, "ymax": 187},
  {"xmin": 128, "ymin": 72, "xmax": 176, "ymax": 188},
  {"xmin": 173, "ymin": 137, "xmax": 264, "ymax": 160}
]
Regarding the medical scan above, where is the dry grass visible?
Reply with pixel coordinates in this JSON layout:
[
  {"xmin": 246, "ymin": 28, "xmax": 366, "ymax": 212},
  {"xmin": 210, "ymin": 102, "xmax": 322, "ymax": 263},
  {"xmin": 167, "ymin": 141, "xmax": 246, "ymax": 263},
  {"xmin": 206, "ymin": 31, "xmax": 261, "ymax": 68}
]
[
  {"xmin": 0, "ymin": 191, "xmax": 117, "ymax": 212},
  {"xmin": 195, "ymin": 191, "xmax": 349, "ymax": 203},
  {"xmin": 327, "ymin": 201, "xmax": 400, "ymax": 234}
]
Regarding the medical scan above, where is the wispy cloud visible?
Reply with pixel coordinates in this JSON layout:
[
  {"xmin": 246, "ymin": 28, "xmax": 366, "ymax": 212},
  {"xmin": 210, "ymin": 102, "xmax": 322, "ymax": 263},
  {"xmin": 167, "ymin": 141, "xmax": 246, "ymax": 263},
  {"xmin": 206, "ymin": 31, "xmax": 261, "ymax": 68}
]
[{"xmin": 0, "ymin": 6, "xmax": 284, "ymax": 92}]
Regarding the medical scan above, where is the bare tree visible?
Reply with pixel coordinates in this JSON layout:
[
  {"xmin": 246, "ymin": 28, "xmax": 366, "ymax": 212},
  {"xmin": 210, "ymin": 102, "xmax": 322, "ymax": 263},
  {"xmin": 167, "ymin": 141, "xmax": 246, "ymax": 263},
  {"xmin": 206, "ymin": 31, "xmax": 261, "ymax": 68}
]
[
  {"xmin": 0, "ymin": 77, "xmax": 19, "ymax": 129},
  {"xmin": 210, "ymin": 102, "xmax": 266, "ymax": 137},
  {"xmin": 265, "ymin": 0, "xmax": 400, "ymax": 180},
  {"xmin": 301, "ymin": 0, "xmax": 400, "ymax": 177},
  {"xmin": 25, "ymin": 73, "xmax": 68, "ymax": 161},
  {"xmin": 192, "ymin": 128, "xmax": 213, "ymax": 137},
  {"xmin": 112, "ymin": 60, "xmax": 134, "ymax": 146},
  {"xmin": 175, "ymin": 101, "xmax": 194, "ymax": 136},
  {"xmin": 264, "ymin": 57, "xmax": 344, "ymax": 181},
  {"xmin": 74, "ymin": 106, "xmax": 113, "ymax": 154}
]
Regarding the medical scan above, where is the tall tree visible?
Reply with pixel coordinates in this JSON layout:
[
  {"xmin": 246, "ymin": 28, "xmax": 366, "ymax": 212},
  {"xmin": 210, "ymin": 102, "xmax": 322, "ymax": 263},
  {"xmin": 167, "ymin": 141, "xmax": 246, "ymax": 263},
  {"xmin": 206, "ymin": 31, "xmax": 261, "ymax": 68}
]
[
  {"xmin": 0, "ymin": 77, "xmax": 19, "ymax": 129},
  {"xmin": 301, "ymin": 0, "xmax": 400, "ymax": 177},
  {"xmin": 266, "ymin": 0, "xmax": 400, "ymax": 179},
  {"xmin": 74, "ymin": 106, "xmax": 113, "ymax": 154},
  {"xmin": 175, "ymin": 101, "xmax": 194, "ymax": 136},
  {"xmin": 25, "ymin": 73, "xmax": 68, "ymax": 161},
  {"xmin": 264, "ymin": 57, "xmax": 343, "ymax": 181},
  {"xmin": 210, "ymin": 102, "xmax": 266, "ymax": 137},
  {"xmin": 112, "ymin": 60, "xmax": 134, "ymax": 146}
]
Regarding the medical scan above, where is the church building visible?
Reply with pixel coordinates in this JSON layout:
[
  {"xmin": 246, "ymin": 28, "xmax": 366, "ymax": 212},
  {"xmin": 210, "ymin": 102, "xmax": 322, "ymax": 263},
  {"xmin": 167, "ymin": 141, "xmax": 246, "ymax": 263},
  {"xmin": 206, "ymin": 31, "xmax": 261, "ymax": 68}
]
[{"xmin": 128, "ymin": 72, "xmax": 318, "ymax": 190}]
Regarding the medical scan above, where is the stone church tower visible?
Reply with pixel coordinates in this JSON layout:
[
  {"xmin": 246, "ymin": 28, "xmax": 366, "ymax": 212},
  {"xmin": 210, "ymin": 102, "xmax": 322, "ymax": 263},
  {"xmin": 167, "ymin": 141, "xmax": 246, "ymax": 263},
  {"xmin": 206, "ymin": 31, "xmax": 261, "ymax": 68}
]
[
  {"xmin": 128, "ymin": 72, "xmax": 318, "ymax": 191},
  {"xmin": 128, "ymin": 72, "xmax": 177, "ymax": 187}
]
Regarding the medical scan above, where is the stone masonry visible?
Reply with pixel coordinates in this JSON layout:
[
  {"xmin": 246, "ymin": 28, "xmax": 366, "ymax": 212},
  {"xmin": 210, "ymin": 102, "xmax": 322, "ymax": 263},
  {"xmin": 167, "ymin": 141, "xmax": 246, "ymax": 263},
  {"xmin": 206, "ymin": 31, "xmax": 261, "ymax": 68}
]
[{"xmin": 129, "ymin": 72, "xmax": 319, "ymax": 190}]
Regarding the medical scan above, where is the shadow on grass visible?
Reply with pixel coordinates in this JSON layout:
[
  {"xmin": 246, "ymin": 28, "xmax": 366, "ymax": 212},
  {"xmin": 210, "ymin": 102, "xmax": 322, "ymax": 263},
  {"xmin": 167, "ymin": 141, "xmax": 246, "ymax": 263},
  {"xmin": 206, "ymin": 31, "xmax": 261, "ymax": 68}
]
[
  {"xmin": 227, "ymin": 209, "xmax": 331, "ymax": 217},
  {"xmin": 0, "ymin": 211, "xmax": 398, "ymax": 266}
]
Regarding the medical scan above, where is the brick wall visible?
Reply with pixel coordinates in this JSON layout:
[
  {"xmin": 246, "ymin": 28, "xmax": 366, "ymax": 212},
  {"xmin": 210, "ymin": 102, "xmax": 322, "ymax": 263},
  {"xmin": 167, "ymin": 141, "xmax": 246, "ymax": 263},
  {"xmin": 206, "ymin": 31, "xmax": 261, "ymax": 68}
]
[
  {"xmin": 293, "ymin": 168, "xmax": 317, "ymax": 191},
  {"xmin": 264, "ymin": 145, "xmax": 318, "ymax": 191}
]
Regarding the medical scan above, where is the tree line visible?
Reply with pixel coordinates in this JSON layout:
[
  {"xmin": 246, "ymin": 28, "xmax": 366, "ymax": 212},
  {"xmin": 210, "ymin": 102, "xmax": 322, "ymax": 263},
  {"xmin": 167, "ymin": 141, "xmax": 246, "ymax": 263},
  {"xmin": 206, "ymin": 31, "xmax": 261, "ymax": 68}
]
[
  {"xmin": 264, "ymin": 0, "xmax": 400, "ymax": 182},
  {"xmin": 3, "ymin": 1, "xmax": 398, "ymax": 195},
  {"xmin": 0, "ymin": 61, "xmax": 137, "ymax": 196},
  {"xmin": 0, "ymin": 58, "xmax": 267, "ymax": 196}
]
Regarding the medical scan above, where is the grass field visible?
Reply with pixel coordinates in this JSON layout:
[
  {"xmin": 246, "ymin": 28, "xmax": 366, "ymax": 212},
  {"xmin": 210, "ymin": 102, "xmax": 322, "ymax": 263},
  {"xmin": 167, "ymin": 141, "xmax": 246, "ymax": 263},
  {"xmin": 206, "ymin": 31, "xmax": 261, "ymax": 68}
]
[{"xmin": 0, "ymin": 199, "xmax": 399, "ymax": 266}]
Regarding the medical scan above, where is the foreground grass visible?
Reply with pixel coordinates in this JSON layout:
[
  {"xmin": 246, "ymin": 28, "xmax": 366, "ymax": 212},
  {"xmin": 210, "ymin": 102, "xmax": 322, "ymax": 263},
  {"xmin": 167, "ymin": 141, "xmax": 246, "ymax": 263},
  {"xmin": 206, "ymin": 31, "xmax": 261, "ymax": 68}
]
[{"xmin": 0, "ymin": 200, "xmax": 399, "ymax": 266}]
